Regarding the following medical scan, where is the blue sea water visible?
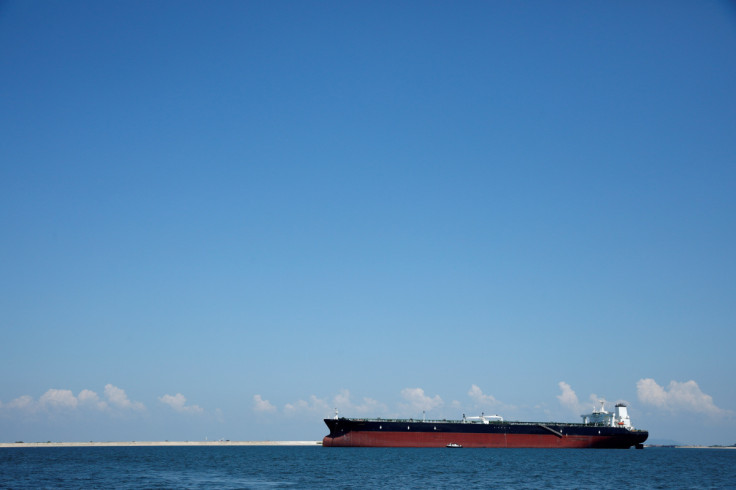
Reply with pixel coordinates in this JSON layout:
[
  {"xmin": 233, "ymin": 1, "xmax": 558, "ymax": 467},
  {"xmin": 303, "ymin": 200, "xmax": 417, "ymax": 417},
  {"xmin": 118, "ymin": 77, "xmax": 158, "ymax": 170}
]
[{"xmin": 1, "ymin": 446, "xmax": 735, "ymax": 489}]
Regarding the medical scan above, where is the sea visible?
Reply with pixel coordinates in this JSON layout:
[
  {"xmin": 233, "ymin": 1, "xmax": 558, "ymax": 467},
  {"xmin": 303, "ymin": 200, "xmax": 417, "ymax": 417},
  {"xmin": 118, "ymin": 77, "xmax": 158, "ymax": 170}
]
[{"xmin": 1, "ymin": 446, "xmax": 735, "ymax": 489}]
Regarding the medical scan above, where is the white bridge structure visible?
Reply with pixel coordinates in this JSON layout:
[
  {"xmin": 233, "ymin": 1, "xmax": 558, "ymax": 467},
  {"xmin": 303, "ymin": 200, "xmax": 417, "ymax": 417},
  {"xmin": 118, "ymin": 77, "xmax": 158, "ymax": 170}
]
[{"xmin": 581, "ymin": 401, "xmax": 633, "ymax": 428}]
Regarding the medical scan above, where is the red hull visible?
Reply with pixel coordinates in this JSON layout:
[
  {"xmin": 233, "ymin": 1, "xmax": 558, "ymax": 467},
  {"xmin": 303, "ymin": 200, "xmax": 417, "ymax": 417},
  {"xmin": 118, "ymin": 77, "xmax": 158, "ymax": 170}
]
[{"xmin": 323, "ymin": 431, "xmax": 629, "ymax": 448}]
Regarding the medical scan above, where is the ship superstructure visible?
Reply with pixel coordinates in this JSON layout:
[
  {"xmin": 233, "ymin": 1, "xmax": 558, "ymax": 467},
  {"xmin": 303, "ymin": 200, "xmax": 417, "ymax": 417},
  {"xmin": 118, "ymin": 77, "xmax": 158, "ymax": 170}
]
[{"xmin": 581, "ymin": 401, "xmax": 632, "ymax": 428}]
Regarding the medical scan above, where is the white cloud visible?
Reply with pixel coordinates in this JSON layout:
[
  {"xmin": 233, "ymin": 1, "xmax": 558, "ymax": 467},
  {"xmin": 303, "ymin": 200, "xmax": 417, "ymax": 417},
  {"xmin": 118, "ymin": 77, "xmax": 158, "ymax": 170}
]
[
  {"xmin": 637, "ymin": 378, "xmax": 730, "ymax": 416},
  {"xmin": 39, "ymin": 389, "xmax": 78, "ymax": 410},
  {"xmin": 253, "ymin": 395, "xmax": 276, "ymax": 413},
  {"xmin": 331, "ymin": 389, "xmax": 387, "ymax": 416},
  {"xmin": 6, "ymin": 395, "xmax": 35, "ymax": 411},
  {"xmin": 464, "ymin": 385, "xmax": 520, "ymax": 416},
  {"xmin": 1, "ymin": 385, "xmax": 144, "ymax": 414},
  {"xmin": 556, "ymin": 382, "xmax": 580, "ymax": 412},
  {"xmin": 78, "ymin": 389, "xmax": 108, "ymax": 410},
  {"xmin": 556, "ymin": 382, "xmax": 605, "ymax": 415},
  {"xmin": 637, "ymin": 378, "xmax": 667, "ymax": 407},
  {"xmin": 284, "ymin": 395, "xmax": 330, "ymax": 417},
  {"xmin": 159, "ymin": 393, "xmax": 204, "ymax": 414},
  {"xmin": 400, "ymin": 388, "xmax": 443, "ymax": 414},
  {"xmin": 104, "ymin": 384, "xmax": 145, "ymax": 411},
  {"xmin": 333, "ymin": 389, "xmax": 351, "ymax": 409},
  {"xmin": 468, "ymin": 385, "xmax": 499, "ymax": 406},
  {"xmin": 267, "ymin": 390, "xmax": 388, "ymax": 418}
]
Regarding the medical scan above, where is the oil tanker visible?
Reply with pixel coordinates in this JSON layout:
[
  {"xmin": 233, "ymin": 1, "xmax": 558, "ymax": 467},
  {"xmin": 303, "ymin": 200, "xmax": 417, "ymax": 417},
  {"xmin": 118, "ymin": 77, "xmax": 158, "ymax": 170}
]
[{"xmin": 323, "ymin": 401, "xmax": 648, "ymax": 448}]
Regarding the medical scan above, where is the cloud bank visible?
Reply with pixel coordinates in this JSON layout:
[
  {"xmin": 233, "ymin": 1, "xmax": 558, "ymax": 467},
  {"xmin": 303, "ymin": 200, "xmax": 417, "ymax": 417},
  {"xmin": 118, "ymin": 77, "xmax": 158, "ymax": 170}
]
[
  {"xmin": 284, "ymin": 395, "xmax": 331, "ymax": 416},
  {"xmin": 104, "ymin": 384, "xmax": 145, "ymax": 411},
  {"xmin": 556, "ymin": 382, "xmax": 578, "ymax": 410},
  {"xmin": 468, "ymin": 384, "xmax": 499, "ymax": 407},
  {"xmin": 556, "ymin": 382, "xmax": 603, "ymax": 415},
  {"xmin": 0, "ymin": 384, "xmax": 144, "ymax": 414},
  {"xmin": 253, "ymin": 394, "xmax": 277, "ymax": 413},
  {"xmin": 333, "ymin": 389, "xmax": 387, "ymax": 415},
  {"xmin": 253, "ymin": 386, "xmax": 513, "ymax": 419},
  {"xmin": 159, "ymin": 393, "xmax": 204, "ymax": 414},
  {"xmin": 250, "ymin": 379, "xmax": 732, "ymax": 426},
  {"xmin": 399, "ymin": 387, "xmax": 443, "ymax": 414},
  {"xmin": 637, "ymin": 378, "xmax": 731, "ymax": 416},
  {"xmin": 255, "ymin": 389, "xmax": 388, "ymax": 418}
]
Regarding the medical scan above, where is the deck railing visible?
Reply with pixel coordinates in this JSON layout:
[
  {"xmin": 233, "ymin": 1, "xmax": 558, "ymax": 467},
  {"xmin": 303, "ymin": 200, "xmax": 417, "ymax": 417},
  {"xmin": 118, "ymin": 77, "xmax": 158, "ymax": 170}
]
[{"xmin": 341, "ymin": 417, "xmax": 639, "ymax": 428}]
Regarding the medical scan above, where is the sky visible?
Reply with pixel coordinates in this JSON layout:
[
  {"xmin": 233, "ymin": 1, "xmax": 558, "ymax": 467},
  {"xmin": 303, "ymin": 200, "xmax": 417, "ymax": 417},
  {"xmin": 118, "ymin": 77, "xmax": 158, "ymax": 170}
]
[{"xmin": 1, "ymin": 0, "xmax": 735, "ymax": 446}]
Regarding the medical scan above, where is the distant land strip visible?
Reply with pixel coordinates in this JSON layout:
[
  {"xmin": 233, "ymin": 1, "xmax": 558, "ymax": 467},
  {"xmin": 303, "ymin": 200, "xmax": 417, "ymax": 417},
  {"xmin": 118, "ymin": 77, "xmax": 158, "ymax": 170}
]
[{"xmin": 0, "ymin": 441, "xmax": 321, "ymax": 448}]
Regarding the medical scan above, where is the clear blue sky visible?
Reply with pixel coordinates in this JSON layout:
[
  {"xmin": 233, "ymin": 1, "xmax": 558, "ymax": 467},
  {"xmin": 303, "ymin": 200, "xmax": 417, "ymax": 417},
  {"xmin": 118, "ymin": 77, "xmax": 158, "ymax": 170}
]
[{"xmin": 1, "ymin": 0, "xmax": 734, "ymax": 445}]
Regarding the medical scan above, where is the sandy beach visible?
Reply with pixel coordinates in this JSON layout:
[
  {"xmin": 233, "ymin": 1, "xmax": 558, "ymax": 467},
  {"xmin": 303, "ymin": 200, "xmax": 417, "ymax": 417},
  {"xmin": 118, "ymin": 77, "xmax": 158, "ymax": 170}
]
[{"xmin": 0, "ymin": 441, "xmax": 321, "ymax": 448}]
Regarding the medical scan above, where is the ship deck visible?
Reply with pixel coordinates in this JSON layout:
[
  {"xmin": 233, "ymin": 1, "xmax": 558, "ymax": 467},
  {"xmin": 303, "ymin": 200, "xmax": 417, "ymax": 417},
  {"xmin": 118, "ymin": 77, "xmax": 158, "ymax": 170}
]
[{"xmin": 335, "ymin": 417, "xmax": 635, "ymax": 428}]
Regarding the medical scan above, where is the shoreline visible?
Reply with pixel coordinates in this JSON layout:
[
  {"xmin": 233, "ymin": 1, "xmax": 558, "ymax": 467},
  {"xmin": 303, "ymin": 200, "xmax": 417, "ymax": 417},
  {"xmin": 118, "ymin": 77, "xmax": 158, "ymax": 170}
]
[
  {"xmin": 672, "ymin": 445, "xmax": 736, "ymax": 449},
  {"xmin": 0, "ymin": 441, "xmax": 321, "ymax": 448}
]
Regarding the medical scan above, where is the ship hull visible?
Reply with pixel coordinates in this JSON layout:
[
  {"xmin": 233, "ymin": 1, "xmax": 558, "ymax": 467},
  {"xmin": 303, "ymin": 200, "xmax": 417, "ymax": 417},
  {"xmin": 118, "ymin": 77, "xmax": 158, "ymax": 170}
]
[{"xmin": 322, "ymin": 419, "xmax": 648, "ymax": 449}]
